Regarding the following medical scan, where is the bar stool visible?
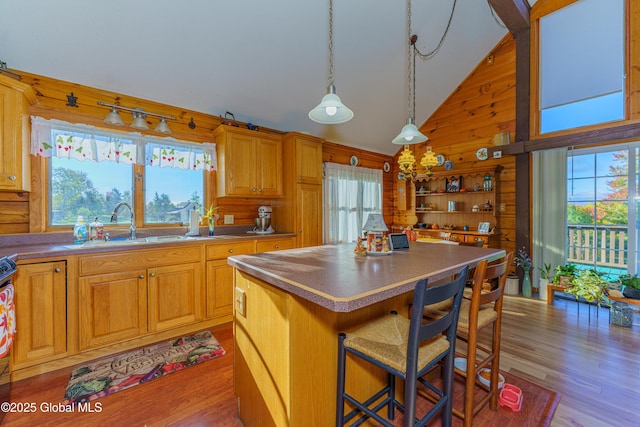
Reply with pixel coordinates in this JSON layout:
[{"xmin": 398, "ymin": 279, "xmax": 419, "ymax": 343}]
[
  {"xmin": 443, "ymin": 252, "xmax": 513, "ymax": 426},
  {"xmin": 336, "ymin": 265, "xmax": 469, "ymax": 427}
]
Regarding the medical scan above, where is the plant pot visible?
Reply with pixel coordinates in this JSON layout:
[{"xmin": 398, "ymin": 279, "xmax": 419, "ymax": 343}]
[
  {"xmin": 622, "ymin": 286, "xmax": 640, "ymax": 299},
  {"xmin": 539, "ymin": 278, "xmax": 550, "ymax": 301},
  {"xmin": 505, "ymin": 275, "xmax": 519, "ymax": 296}
]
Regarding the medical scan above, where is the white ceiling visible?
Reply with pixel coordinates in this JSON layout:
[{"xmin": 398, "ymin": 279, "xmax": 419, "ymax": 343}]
[{"xmin": 0, "ymin": 0, "xmax": 513, "ymax": 156}]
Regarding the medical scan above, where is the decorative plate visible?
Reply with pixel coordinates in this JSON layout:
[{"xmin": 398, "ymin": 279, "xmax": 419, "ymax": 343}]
[
  {"xmin": 436, "ymin": 154, "xmax": 445, "ymax": 166},
  {"xmin": 476, "ymin": 148, "xmax": 488, "ymax": 161},
  {"xmin": 350, "ymin": 155, "xmax": 359, "ymax": 166},
  {"xmin": 383, "ymin": 161, "xmax": 390, "ymax": 173}
]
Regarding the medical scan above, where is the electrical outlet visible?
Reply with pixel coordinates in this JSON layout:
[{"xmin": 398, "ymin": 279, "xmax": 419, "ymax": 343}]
[
  {"xmin": 224, "ymin": 215, "xmax": 234, "ymax": 224},
  {"xmin": 235, "ymin": 287, "xmax": 246, "ymax": 317},
  {"xmin": 493, "ymin": 151, "xmax": 502, "ymax": 159}
]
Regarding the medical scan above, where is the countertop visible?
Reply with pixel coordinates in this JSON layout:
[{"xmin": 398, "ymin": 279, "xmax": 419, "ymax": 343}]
[
  {"xmin": 227, "ymin": 242, "xmax": 505, "ymax": 312},
  {"xmin": 0, "ymin": 231, "xmax": 296, "ymax": 261}
]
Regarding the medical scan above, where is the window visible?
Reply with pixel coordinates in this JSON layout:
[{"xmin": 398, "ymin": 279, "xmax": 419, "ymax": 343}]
[
  {"xmin": 538, "ymin": 0, "xmax": 625, "ymax": 134},
  {"xmin": 323, "ymin": 163, "xmax": 383, "ymax": 244},
  {"xmin": 31, "ymin": 117, "xmax": 215, "ymax": 228},
  {"xmin": 566, "ymin": 144, "xmax": 638, "ymax": 278}
]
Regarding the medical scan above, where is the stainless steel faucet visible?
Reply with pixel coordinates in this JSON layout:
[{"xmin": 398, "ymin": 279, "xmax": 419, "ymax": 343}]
[{"xmin": 110, "ymin": 202, "xmax": 136, "ymax": 240}]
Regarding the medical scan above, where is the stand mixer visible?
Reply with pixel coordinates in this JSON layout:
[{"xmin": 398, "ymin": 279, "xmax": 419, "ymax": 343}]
[{"xmin": 253, "ymin": 205, "xmax": 275, "ymax": 234}]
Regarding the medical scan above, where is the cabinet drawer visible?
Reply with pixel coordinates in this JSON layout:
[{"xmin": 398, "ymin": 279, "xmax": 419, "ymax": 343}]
[
  {"xmin": 79, "ymin": 246, "xmax": 201, "ymax": 275},
  {"xmin": 206, "ymin": 241, "xmax": 255, "ymax": 260},
  {"xmin": 256, "ymin": 238, "xmax": 295, "ymax": 253}
]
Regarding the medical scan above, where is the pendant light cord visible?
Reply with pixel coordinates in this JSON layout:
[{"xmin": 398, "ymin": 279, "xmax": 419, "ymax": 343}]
[
  {"xmin": 414, "ymin": 0, "xmax": 457, "ymax": 61},
  {"xmin": 328, "ymin": 0, "xmax": 334, "ymax": 87},
  {"xmin": 407, "ymin": 0, "xmax": 414, "ymax": 120}
]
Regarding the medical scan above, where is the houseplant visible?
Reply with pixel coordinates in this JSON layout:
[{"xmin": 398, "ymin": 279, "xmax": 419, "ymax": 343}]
[
  {"xmin": 566, "ymin": 269, "xmax": 607, "ymax": 306},
  {"xmin": 538, "ymin": 263, "xmax": 553, "ymax": 300},
  {"xmin": 515, "ymin": 247, "xmax": 533, "ymax": 297},
  {"xmin": 619, "ymin": 274, "xmax": 640, "ymax": 299},
  {"xmin": 553, "ymin": 263, "xmax": 577, "ymax": 288}
]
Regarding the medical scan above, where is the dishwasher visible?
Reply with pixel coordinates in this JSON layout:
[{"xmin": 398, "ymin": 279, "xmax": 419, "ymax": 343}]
[{"xmin": 0, "ymin": 256, "xmax": 17, "ymax": 422}]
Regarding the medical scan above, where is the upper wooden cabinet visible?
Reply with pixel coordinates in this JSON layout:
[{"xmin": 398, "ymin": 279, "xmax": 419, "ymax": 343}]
[
  {"xmin": 214, "ymin": 125, "xmax": 283, "ymax": 198},
  {"xmin": 0, "ymin": 74, "xmax": 37, "ymax": 192},
  {"xmin": 288, "ymin": 133, "xmax": 323, "ymax": 185}
]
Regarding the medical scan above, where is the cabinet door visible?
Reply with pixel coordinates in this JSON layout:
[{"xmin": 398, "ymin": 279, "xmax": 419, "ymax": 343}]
[
  {"xmin": 257, "ymin": 137, "xmax": 283, "ymax": 197},
  {"xmin": 295, "ymin": 138, "xmax": 323, "ymax": 185},
  {"xmin": 147, "ymin": 263, "xmax": 202, "ymax": 332},
  {"xmin": 79, "ymin": 270, "xmax": 147, "ymax": 350},
  {"xmin": 205, "ymin": 259, "xmax": 234, "ymax": 319},
  {"xmin": 12, "ymin": 261, "xmax": 67, "ymax": 367},
  {"xmin": 226, "ymin": 132, "xmax": 258, "ymax": 196},
  {"xmin": 256, "ymin": 238, "xmax": 295, "ymax": 253},
  {"xmin": 297, "ymin": 184, "xmax": 322, "ymax": 247},
  {"xmin": 0, "ymin": 82, "xmax": 30, "ymax": 191}
]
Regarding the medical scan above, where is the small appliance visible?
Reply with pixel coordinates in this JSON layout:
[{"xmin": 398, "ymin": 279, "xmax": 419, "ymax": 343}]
[{"xmin": 253, "ymin": 205, "xmax": 275, "ymax": 234}]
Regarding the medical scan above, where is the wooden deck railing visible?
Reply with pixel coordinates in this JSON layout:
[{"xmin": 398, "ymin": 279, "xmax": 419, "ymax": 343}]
[{"xmin": 567, "ymin": 225, "xmax": 628, "ymax": 269}]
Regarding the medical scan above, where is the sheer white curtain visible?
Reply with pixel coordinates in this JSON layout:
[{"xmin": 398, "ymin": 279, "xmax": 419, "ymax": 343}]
[
  {"xmin": 323, "ymin": 162, "xmax": 383, "ymax": 244},
  {"xmin": 532, "ymin": 148, "xmax": 567, "ymax": 286}
]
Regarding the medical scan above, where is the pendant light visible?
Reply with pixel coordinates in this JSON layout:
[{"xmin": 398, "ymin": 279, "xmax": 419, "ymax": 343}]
[
  {"xmin": 309, "ymin": 0, "xmax": 353, "ymax": 124},
  {"xmin": 392, "ymin": 0, "xmax": 427, "ymax": 145}
]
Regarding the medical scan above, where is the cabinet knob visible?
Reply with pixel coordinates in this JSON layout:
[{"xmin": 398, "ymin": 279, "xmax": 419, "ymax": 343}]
[
  {"xmin": 8, "ymin": 175, "xmax": 16, "ymax": 181},
  {"xmin": 298, "ymin": 176, "xmax": 302, "ymax": 181},
  {"xmin": 139, "ymin": 274, "xmax": 145, "ymax": 279},
  {"xmin": 274, "ymin": 244, "xmax": 279, "ymax": 249},
  {"xmin": 252, "ymin": 188, "xmax": 257, "ymax": 192},
  {"xmin": 54, "ymin": 268, "xmax": 61, "ymax": 273},
  {"xmin": 150, "ymin": 272, "xmax": 156, "ymax": 277},
  {"xmin": 298, "ymin": 229, "xmax": 302, "ymax": 233},
  {"xmin": 228, "ymin": 249, "xmax": 234, "ymax": 253},
  {"xmin": 258, "ymin": 188, "xmax": 263, "ymax": 193}
]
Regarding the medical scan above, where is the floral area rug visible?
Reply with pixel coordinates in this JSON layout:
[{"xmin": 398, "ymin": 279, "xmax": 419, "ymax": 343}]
[{"xmin": 63, "ymin": 330, "xmax": 225, "ymax": 404}]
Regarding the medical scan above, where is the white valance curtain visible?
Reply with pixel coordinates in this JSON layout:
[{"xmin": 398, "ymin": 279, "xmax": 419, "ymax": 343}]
[
  {"xmin": 30, "ymin": 116, "xmax": 217, "ymax": 171},
  {"xmin": 323, "ymin": 162, "xmax": 383, "ymax": 244}
]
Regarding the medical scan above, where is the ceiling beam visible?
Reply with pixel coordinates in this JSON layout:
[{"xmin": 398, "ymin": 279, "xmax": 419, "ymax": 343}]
[{"xmin": 488, "ymin": 0, "xmax": 530, "ymax": 34}]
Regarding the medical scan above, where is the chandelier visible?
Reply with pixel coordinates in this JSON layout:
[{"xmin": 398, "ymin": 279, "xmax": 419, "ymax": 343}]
[
  {"xmin": 420, "ymin": 146, "xmax": 439, "ymax": 175},
  {"xmin": 397, "ymin": 145, "xmax": 417, "ymax": 181}
]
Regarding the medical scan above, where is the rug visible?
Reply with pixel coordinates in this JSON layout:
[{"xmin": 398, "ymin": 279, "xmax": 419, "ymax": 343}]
[
  {"xmin": 63, "ymin": 330, "xmax": 225, "ymax": 404},
  {"xmin": 395, "ymin": 370, "xmax": 561, "ymax": 426}
]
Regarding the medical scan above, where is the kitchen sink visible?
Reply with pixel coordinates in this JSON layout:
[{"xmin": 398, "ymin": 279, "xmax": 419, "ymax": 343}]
[
  {"xmin": 144, "ymin": 235, "xmax": 196, "ymax": 242},
  {"xmin": 64, "ymin": 235, "xmax": 197, "ymax": 249}
]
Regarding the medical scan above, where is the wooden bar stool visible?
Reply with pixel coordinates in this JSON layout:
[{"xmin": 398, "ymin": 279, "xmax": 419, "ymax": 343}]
[
  {"xmin": 452, "ymin": 252, "xmax": 513, "ymax": 426},
  {"xmin": 336, "ymin": 266, "xmax": 469, "ymax": 427}
]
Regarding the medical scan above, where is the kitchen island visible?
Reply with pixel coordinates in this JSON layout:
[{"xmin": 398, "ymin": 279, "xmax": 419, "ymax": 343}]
[{"xmin": 227, "ymin": 242, "xmax": 505, "ymax": 426}]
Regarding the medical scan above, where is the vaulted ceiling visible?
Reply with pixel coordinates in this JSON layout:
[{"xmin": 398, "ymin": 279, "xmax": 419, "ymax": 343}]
[{"xmin": 0, "ymin": 0, "xmax": 534, "ymax": 156}]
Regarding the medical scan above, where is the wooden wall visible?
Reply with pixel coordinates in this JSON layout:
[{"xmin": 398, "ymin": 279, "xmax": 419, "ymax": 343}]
[
  {"xmin": 0, "ymin": 70, "xmax": 394, "ymax": 235},
  {"xmin": 393, "ymin": 35, "xmax": 517, "ymax": 254}
]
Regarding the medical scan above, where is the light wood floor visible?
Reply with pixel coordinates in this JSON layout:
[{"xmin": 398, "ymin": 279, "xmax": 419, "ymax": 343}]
[{"xmin": 3, "ymin": 296, "xmax": 639, "ymax": 426}]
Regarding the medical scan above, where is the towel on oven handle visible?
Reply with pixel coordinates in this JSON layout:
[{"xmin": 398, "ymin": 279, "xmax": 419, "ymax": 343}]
[{"xmin": 0, "ymin": 283, "xmax": 15, "ymax": 358}]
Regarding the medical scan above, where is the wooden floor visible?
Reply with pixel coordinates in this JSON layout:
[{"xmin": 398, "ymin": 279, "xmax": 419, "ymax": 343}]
[{"xmin": 3, "ymin": 295, "xmax": 640, "ymax": 426}]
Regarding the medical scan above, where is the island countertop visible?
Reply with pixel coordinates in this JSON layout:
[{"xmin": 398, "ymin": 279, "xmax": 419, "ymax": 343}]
[{"xmin": 227, "ymin": 242, "xmax": 505, "ymax": 312}]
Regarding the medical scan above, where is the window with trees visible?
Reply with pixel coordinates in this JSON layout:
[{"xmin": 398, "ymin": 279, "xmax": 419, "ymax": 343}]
[{"xmin": 31, "ymin": 117, "xmax": 216, "ymax": 228}]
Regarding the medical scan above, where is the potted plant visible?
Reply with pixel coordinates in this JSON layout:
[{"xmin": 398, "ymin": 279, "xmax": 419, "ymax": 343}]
[
  {"xmin": 619, "ymin": 274, "xmax": 640, "ymax": 299},
  {"xmin": 566, "ymin": 269, "xmax": 607, "ymax": 307},
  {"xmin": 553, "ymin": 263, "xmax": 577, "ymax": 288},
  {"xmin": 538, "ymin": 263, "xmax": 553, "ymax": 301}
]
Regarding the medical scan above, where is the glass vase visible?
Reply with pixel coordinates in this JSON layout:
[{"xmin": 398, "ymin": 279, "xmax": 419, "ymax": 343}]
[
  {"xmin": 208, "ymin": 218, "xmax": 214, "ymax": 237},
  {"xmin": 522, "ymin": 268, "xmax": 532, "ymax": 297}
]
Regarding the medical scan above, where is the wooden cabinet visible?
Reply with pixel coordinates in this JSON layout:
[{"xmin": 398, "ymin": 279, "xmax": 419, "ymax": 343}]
[
  {"xmin": 12, "ymin": 260, "xmax": 67, "ymax": 369},
  {"xmin": 256, "ymin": 237, "xmax": 295, "ymax": 253},
  {"xmin": 147, "ymin": 262, "xmax": 202, "ymax": 332},
  {"xmin": 214, "ymin": 125, "xmax": 283, "ymax": 198},
  {"xmin": 272, "ymin": 133, "xmax": 324, "ymax": 247},
  {"xmin": 413, "ymin": 166, "xmax": 502, "ymax": 246},
  {"xmin": 0, "ymin": 74, "xmax": 37, "ymax": 192},
  {"xmin": 77, "ymin": 246, "xmax": 202, "ymax": 350},
  {"xmin": 205, "ymin": 241, "xmax": 256, "ymax": 320}
]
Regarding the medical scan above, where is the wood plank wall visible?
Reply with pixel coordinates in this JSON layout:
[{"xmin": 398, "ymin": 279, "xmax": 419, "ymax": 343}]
[
  {"xmin": 0, "ymin": 70, "xmax": 394, "ymax": 235},
  {"xmin": 393, "ymin": 36, "xmax": 517, "ymax": 255}
]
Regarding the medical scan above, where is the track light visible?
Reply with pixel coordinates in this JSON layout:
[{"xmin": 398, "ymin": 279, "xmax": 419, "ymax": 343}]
[{"xmin": 97, "ymin": 101, "xmax": 175, "ymax": 134}]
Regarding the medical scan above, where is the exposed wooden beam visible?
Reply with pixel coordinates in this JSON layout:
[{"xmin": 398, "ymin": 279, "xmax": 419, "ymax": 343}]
[{"xmin": 488, "ymin": 0, "xmax": 530, "ymax": 34}]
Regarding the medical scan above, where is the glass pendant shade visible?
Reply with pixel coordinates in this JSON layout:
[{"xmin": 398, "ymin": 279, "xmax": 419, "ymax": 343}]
[
  {"xmin": 392, "ymin": 118, "xmax": 428, "ymax": 145},
  {"xmin": 154, "ymin": 117, "xmax": 172, "ymax": 134},
  {"xmin": 309, "ymin": 85, "xmax": 354, "ymax": 124},
  {"xmin": 131, "ymin": 112, "xmax": 149, "ymax": 130},
  {"xmin": 104, "ymin": 107, "xmax": 125, "ymax": 126}
]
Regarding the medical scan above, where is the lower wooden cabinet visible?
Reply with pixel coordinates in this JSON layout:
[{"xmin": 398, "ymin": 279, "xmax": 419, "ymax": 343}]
[
  {"xmin": 78, "ymin": 270, "xmax": 147, "ymax": 350},
  {"xmin": 206, "ymin": 259, "xmax": 235, "ymax": 319},
  {"xmin": 12, "ymin": 261, "xmax": 67, "ymax": 368}
]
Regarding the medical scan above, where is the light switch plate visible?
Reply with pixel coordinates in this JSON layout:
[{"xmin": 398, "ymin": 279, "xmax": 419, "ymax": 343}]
[
  {"xmin": 235, "ymin": 287, "xmax": 246, "ymax": 317},
  {"xmin": 224, "ymin": 215, "xmax": 234, "ymax": 224}
]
